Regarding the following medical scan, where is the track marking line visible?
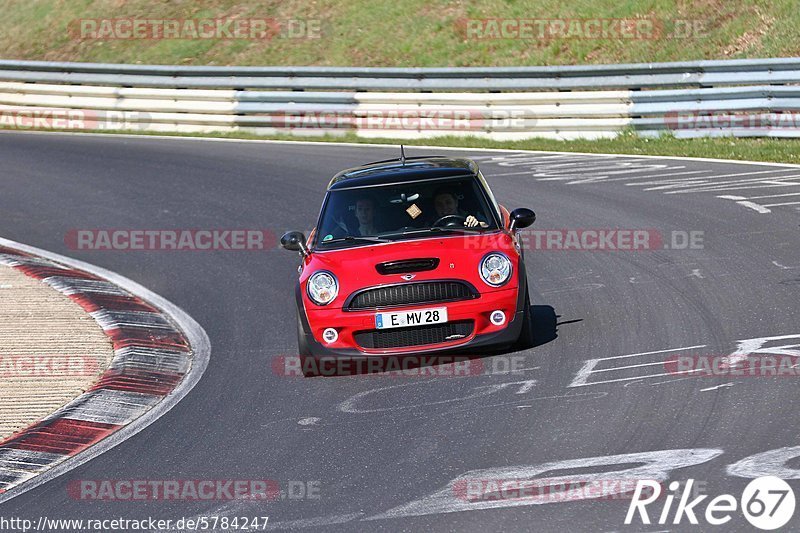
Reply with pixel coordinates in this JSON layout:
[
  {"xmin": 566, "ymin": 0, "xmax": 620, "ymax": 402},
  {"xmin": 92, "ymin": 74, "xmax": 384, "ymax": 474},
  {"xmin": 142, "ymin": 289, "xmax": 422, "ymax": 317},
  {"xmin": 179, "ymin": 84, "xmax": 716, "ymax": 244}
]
[
  {"xmin": 763, "ymin": 201, "xmax": 800, "ymax": 208},
  {"xmin": 727, "ymin": 200, "xmax": 772, "ymax": 213},
  {"xmin": 700, "ymin": 383, "xmax": 734, "ymax": 392},
  {"xmin": 742, "ymin": 192, "xmax": 800, "ymax": 200},
  {"xmin": 570, "ymin": 369, "xmax": 705, "ymax": 387},
  {"xmin": 568, "ymin": 345, "xmax": 707, "ymax": 388},
  {"xmin": 587, "ymin": 345, "xmax": 706, "ymax": 362},
  {"xmin": 665, "ymin": 179, "xmax": 800, "ymax": 194},
  {"xmin": 772, "ymin": 261, "xmax": 800, "ymax": 270}
]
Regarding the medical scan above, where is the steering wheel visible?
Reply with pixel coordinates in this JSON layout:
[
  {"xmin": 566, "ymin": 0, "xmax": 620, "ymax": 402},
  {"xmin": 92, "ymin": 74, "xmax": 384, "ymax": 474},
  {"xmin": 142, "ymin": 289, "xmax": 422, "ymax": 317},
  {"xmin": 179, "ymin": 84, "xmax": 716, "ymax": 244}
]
[{"xmin": 432, "ymin": 214, "xmax": 467, "ymax": 228}]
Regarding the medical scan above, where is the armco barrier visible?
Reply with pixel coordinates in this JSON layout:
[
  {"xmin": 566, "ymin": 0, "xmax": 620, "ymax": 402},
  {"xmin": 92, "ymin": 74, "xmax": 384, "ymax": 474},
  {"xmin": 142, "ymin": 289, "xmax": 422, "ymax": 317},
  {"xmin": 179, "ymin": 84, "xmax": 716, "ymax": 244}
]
[{"xmin": 0, "ymin": 58, "xmax": 799, "ymax": 139}]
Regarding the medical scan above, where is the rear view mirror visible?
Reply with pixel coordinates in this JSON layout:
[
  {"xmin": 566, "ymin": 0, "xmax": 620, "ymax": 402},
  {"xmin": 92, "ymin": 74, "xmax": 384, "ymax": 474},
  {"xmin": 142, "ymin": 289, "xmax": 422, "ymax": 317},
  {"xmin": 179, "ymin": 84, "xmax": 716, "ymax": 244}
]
[
  {"xmin": 509, "ymin": 208, "xmax": 536, "ymax": 231},
  {"xmin": 281, "ymin": 231, "xmax": 309, "ymax": 256}
]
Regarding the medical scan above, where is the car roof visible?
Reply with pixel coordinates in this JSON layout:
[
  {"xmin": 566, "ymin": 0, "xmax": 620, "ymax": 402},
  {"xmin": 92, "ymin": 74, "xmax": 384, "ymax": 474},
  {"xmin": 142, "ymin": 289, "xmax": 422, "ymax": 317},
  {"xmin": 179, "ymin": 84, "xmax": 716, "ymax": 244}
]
[{"xmin": 328, "ymin": 156, "xmax": 479, "ymax": 190}]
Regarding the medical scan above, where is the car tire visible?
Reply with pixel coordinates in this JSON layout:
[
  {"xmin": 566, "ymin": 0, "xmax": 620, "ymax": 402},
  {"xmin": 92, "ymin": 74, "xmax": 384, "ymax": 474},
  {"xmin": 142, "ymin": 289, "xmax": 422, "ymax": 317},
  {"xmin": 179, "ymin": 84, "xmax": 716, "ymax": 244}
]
[
  {"xmin": 297, "ymin": 309, "xmax": 311, "ymax": 357},
  {"xmin": 514, "ymin": 284, "xmax": 535, "ymax": 349},
  {"xmin": 296, "ymin": 310, "xmax": 321, "ymax": 377}
]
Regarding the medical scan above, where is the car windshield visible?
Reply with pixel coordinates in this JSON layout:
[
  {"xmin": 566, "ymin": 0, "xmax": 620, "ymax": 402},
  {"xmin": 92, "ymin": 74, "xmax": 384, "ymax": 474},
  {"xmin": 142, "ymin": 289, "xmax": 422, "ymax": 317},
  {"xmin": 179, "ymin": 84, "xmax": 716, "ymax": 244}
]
[{"xmin": 314, "ymin": 176, "xmax": 499, "ymax": 248}]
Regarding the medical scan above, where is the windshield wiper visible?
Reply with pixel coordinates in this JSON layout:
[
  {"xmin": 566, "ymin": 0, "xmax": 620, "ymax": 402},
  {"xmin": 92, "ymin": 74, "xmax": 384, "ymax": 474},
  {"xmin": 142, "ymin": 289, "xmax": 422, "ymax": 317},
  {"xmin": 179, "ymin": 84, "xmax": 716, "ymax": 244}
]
[
  {"xmin": 393, "ymin": 226, "xmax": 488, "ymax": 237},
  {"xmin": 321, "ymin": 235, "xmax": 393, "ymax": 245}
]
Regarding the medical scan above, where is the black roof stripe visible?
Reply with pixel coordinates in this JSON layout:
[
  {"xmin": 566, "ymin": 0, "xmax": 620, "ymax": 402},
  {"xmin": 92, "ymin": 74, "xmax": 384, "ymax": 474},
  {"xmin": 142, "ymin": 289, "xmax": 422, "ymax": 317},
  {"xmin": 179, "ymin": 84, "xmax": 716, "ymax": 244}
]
[{"xmin": 328, "ymin": 156, "xmax": 479, "ymax": 190}]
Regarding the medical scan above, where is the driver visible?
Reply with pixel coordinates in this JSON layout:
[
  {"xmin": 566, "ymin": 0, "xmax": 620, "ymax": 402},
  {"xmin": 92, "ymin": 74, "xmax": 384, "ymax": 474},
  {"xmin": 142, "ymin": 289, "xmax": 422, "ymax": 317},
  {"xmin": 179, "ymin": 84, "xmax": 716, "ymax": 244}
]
[{"xmin": 432, "ymin": 188, "xmax": 488, "ymax": 228}]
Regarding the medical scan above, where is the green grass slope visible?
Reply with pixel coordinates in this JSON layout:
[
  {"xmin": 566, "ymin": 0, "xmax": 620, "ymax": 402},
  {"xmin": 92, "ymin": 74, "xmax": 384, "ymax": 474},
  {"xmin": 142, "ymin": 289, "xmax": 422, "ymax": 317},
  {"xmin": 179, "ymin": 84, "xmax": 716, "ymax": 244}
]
[{"xmin": 0, "ymin": 0, "xmax": 796, "ymax": 66}]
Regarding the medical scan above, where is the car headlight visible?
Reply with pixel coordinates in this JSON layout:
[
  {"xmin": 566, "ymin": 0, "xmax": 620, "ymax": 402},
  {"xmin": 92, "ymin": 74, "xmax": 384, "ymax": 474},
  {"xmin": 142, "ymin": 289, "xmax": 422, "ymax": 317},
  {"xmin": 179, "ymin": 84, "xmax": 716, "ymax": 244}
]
[
  {"xmin": 306, "ymin": 271, "xmax": 339, "ymax": 305},
  {"xmin": 480, "ymin": 253, "xmax": 512, "ymax": 287}
]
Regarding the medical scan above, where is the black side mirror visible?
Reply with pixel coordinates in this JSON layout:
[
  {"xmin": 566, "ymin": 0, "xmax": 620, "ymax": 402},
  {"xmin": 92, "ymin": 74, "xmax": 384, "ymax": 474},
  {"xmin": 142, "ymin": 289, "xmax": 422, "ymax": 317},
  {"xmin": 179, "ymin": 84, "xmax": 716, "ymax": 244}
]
[
  {"xmin": 509, "ymin": 208, "xmax": 536, "ymax": 231},
  {"xmin": 281, "ymin": 231, "xmax": 309, "ymax": 256}
]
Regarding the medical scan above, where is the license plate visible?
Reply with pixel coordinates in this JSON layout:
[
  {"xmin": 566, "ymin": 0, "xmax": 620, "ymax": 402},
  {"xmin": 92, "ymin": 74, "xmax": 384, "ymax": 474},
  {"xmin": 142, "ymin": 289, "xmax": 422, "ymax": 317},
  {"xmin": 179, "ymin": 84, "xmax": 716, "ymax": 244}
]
[{"xmin": 375, "ymin": 307, "xmax": 448, "ymax": 329}]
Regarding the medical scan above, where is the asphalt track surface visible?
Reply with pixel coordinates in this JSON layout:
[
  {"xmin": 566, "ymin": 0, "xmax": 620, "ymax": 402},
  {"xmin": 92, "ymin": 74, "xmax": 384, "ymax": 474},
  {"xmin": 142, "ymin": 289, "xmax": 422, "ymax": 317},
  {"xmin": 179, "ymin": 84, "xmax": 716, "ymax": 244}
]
[{"xmin": 0, "ymin": 131, "xmax": 799, "ymax": 532}]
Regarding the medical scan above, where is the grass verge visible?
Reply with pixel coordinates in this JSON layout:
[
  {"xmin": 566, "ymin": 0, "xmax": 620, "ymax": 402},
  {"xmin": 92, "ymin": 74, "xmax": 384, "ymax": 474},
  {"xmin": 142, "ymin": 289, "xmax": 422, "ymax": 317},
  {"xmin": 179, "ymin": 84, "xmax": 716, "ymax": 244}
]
[{"xmin": 0, "ymin": 0, "xmax": 796, "ymax": 67}]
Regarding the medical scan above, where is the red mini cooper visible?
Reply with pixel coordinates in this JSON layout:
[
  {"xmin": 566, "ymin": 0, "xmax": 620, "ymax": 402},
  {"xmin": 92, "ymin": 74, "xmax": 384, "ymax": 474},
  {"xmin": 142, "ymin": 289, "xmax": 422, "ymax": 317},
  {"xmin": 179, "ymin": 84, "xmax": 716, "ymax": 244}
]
[{"xmin": 281, "ymin": 153, "xmax": 536, "ymax": 365}]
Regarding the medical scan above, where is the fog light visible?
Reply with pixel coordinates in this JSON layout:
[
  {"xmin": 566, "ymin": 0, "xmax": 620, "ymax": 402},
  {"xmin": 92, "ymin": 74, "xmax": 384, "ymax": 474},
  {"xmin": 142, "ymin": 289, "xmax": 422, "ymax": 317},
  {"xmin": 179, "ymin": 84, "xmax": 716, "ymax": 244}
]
[
  {"xmin": 490, "ymin": 310, "xmax": 506, "ymax": 326},
  {"xmin": 322, "ymin": 328, "xmax": 338, "ymax": 344}
]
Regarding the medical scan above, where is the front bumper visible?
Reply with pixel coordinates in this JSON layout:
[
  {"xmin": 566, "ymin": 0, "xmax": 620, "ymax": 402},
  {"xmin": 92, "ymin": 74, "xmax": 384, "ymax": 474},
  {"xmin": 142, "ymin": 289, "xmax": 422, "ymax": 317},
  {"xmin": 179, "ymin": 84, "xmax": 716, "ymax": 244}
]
[{"xmin": 296, "ymin": 279, "xmax": 526, "ymax": 358}]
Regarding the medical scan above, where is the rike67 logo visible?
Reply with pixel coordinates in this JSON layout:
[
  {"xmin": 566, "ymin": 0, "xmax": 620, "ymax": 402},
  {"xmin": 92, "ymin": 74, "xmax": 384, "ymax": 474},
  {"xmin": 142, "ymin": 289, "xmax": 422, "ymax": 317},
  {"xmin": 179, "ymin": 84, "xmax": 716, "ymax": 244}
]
[{"xmin": 626, "ymin": 476, "xmax": 795, "ymax": 530}]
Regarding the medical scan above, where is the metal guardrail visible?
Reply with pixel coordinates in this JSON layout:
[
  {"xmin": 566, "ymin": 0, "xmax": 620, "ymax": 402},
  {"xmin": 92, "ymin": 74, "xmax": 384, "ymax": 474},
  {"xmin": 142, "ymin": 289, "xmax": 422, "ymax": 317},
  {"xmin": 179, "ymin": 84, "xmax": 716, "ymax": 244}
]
[{"xmin": 0, "ymin": 58, "xmax": 798, "ymax": 139}]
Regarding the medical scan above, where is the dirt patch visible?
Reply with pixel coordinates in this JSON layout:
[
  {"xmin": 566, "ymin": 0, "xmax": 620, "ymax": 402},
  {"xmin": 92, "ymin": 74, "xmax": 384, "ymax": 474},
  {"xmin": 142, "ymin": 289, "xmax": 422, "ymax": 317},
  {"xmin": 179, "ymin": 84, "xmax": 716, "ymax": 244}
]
[
  {"xmin": 0, "ymin": 264, "xmax": 113, "ymax": 440},
  {"xmin": 722, "ymin": 11, "xmax": 774, "ymax": 56}
]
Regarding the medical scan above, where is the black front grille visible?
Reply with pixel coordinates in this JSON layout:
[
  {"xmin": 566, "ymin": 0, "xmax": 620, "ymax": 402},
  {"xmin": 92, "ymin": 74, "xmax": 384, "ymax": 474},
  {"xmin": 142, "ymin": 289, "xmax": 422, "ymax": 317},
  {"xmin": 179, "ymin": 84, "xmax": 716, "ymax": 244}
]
[
  {"xmin": 354, "ymin": 320, "xmax": 474, "ymax": 349},
  {"xmin": 346, "ymin": 281, "xmax": 475, "ymax": 310}
]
